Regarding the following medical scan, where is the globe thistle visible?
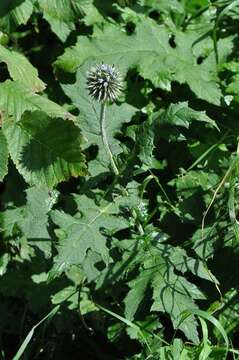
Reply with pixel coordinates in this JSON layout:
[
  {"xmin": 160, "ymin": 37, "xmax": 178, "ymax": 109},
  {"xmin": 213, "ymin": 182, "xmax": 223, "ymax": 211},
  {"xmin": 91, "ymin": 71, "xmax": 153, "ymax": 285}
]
[{"xmin": 86, "ymin": 63, "xmax": 122, "ymax": 103}]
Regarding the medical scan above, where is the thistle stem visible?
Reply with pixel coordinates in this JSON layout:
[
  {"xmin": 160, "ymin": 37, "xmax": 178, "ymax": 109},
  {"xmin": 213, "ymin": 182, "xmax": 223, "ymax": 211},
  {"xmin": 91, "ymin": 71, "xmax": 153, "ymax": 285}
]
[{"xmin": 100, "ymin": 103, "xmax": 119, "ymax": 176}]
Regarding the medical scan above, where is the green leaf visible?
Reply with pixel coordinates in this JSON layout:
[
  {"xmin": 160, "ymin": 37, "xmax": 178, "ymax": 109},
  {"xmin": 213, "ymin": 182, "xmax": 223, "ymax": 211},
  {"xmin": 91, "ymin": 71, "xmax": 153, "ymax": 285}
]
[
  {"xmin": 123, "ymin": 240, "xmax": 209, "ymax": 344},
  {"xmin": 0, "ymin": 80, "xmax": 76, "ymax": 122},
  {"xmin": 51, "ymin": 194, "xmax": 129, "ymax": 273},
  {"xmin": 38, "ymin": 0, "xmax": 75, "ymax": 42},
  {"xmin": 73, "ymin": 0, "xmax": 104, "ymax": 27},
  {"xmin": 0, "ymin": 44, "xmax": 45, "ymax": 92},
  {"xmin": 156, "ymin": 102, "xmax": 218, "ymax": 129},
  {"xmin": 169, "ymin": 246, "xmax": 218, "ymax": 283},
  {"xmin": 0, "ymin": 129, "xmax": 8, "ymax": 181},
  {"xmin": 0, "ymin": 0, "xmax": 33, "ymax": 32},
  {"xmin": 124, "ymin": 272, "xmax": 152, "ymax": 321},
  {"xmin": 151, "ymin": 265, "xmax": 202, "ymax": 344},
  {"xmin": 56, "ymin": 19, "xmax": 221, "ymax": 104},
  {"xmin": 2, "ymin": 111, "xmax": 87, "ymax": 187},
  {"xmin": 19, "ymin": 186, "xmax": 58, "ymax": 256}
]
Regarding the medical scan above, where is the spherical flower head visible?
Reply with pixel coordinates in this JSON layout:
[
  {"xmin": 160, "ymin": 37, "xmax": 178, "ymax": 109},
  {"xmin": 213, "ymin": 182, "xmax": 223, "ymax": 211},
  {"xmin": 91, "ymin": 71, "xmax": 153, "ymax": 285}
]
[{"xmin": 86, "ymin": 63, "xmax": 122, "ymax": 103}]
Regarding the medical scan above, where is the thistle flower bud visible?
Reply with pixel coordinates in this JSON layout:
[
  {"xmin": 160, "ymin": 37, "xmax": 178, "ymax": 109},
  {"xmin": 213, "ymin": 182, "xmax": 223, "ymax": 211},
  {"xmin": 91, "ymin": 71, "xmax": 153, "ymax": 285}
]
[{"xmin": 86, "ymin": 63, "xmax": 122, "ymax": 103}]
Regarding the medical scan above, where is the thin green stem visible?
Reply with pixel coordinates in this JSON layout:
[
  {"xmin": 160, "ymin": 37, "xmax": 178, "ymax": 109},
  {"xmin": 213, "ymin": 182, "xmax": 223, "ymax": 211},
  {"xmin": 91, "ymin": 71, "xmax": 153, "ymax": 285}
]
[{"xmin": 100, "ymin": 103, "xmax": 119, "ymax": 176}]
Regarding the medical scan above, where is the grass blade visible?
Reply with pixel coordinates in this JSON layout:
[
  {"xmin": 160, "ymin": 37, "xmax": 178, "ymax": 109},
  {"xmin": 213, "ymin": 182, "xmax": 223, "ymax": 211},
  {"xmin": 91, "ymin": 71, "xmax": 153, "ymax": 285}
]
[{"xmin": 13, "ymin": 305, "xmax": 60, "ymax": 360}]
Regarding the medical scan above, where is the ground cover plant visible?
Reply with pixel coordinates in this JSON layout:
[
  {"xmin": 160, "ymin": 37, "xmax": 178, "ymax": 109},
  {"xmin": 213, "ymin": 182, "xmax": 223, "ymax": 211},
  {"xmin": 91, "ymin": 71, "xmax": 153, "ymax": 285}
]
[{"xmin": 1, "ymin": 0, "xmax": 239, "ymax": 359}]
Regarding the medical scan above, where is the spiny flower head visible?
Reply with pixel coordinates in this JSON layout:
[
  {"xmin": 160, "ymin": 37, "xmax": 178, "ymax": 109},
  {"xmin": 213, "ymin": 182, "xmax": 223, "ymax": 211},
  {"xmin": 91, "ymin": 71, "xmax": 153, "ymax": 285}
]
[{"xmin": 86, "ymin": 63, "xmax": 122, "ymax": 103}]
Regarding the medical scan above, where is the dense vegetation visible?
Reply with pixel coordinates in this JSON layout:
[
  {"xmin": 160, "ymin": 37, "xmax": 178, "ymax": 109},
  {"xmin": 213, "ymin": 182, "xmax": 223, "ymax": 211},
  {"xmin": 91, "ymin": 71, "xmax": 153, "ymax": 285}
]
[{"xmin": 0, "ymin": 0, "xmax": 239, "ymax": 359}]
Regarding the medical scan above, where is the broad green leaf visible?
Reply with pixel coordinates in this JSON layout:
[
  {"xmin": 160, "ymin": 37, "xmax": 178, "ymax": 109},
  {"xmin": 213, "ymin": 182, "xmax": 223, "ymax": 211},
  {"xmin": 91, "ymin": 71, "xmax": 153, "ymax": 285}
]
[
  {"xmin": 51, "ymin": 194, "xmax": 129, "ymax": 272},
  {"xmin": 56, "ymin": 19, "xmax": 221, "ymax": 104},
  {"xmin": 51, "ymin": 286, "xmax": 77, "ymax": 306},
  {"xmin": 169, "ymin": 246, "xmax": 218, "ymax": 283},
  {"xmin": 156, "ymin": 102, "xmax": 218, "ymax": 129},
  {"xmin": 151, "ymin": 265, "xmax": 202, "ymax": 344},
  {"xmin": 2, "ymin": 111, "xmax": 87, "ymax": 187},
  {"xmin": 0, "ymin": 80, "xmax": 75, "ymax": 122},
  {"xmin": 124, "ymin": 272, "xmax": 152, "ymax": 321},
  {"xmin": 38, "ymin": 0, "xmax": 75, "ymax": 42},
  {"xmin": 0, "ymin": 44, "xmax": 45, "ymax": 92},
  {"xmin": 0, "ymin": 207, "xmax": 23, "ymax": 236},
  {"xmin": 0, "ymin": 129, "xmax": 8, "ymax": 181},
  {"xmin": 171, "ymin": 170, "xmax": 219, "ymax": 195},
  {"xmin": 79, "ymin": 287, "xmax": 98, "ymax": 315},
  {"xmin": 73, "ymin": 0, "xmax": 104, "ymax": 27},
  {"xmin": 19, "ymin": 186, "xmax": 58, "ymax": 256},
  {"xmin": 134, "ymin": 119, "xmax": 156, "ymax": 168},
  {"xmin": 0, "ymin": 0, "xmax": 29, "ymax": 18},
  {"xmin": 130, "ymin": 102, "xmax": 217, "ymax": 169},
  {"xmin": 123, "ymin": 240, "xmax": 208, "ymax": 343},
  {"xmin": 0, "ymin": 0, "xmax": 33, "ymax": 32}
]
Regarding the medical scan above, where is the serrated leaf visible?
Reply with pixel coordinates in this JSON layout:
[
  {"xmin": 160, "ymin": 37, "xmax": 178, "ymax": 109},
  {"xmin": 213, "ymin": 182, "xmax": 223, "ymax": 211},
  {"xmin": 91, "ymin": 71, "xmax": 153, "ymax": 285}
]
[
  {"xmin": 2, "ymin": 111, "xmax": 87, "ymax": 187},
  {"xmin": 73, "ymin": 0, "xmax": 104, "ymax": 27},
  {"xmin": 123, "ymin": 240, "xmax": 208, "ymax": 344},
  {"xmin": 0, "ymin": 80, "xmax": 75, "ymax": 122},
  {"xmin": 150, "ymin": 266, "xmax": 202, "ymax": 344},
  {"xmin": 169, "ymin": 246, "xmax": 218, "ymax": 283},
  {"xmin": 156, "ymin": 102, "xmax": 218, "ymax": 129},
  {"xmin": 124, "ymin": 272, "xmax": 152, "ymax": 321},
  {"xmin": 0, "ymin": 44, "xmax": 45, "ymax": 92},
  {"xmin": 51, "ymin": 194, "xmax": 129, "ymax": 273},
  {"xmin": 38, "ymin": 0, "xmax": 75, "ymax": 42},
  {"xmin": 0, "ymin": 129, "xmax": 8, "ymax": 181},
  {"xmin": 0, "ymin": 0, "xmax": 33, "ymax": 32},
  {"xmin": 56, "ymin": 19, "xmax": 221, "ymax": 104},
  {"xmin": 19, "ymin": 186, "xmax": 56, "ymax": 257}
]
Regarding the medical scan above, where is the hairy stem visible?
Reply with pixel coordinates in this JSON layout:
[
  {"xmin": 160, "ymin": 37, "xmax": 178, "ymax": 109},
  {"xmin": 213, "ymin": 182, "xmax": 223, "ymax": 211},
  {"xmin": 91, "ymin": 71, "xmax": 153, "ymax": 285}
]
[{"xmin": 100, "ymin": 103, "xmax": 119, "ymax": 176}]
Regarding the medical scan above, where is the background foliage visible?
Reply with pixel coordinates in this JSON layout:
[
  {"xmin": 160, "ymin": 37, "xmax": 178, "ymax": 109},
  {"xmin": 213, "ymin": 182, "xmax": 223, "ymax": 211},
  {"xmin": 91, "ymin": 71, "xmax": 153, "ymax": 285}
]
[{"xmin": 0, "ymin": 0, "xmax": 239, "ymax": 359}]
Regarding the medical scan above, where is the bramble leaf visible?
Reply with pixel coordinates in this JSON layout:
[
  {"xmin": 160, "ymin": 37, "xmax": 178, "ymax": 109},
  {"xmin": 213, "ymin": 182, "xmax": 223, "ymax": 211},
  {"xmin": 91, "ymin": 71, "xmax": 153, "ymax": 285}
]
[
  {"xmin": 0, "ymin": 0, "xmax": 33, "ymax": 32},
  {"xmin": 2, "ymin": 111, "xmax": 87, "ymax": 187},
  {"xmin": 38, "ymin": 0, "xmax": 75, "ymax": 42},
  {"xmin": 0, "ymin": 44, "xmax": 45, "ymax": 92},
  {"xmin": 0, "ymin": 80, "xmax": 75, "ymax": 122}
]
